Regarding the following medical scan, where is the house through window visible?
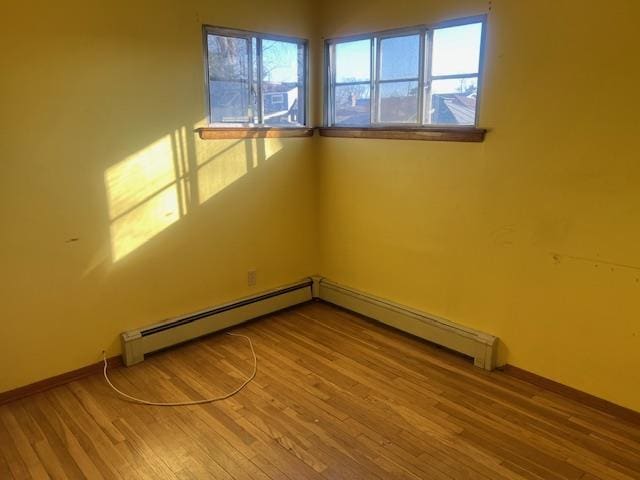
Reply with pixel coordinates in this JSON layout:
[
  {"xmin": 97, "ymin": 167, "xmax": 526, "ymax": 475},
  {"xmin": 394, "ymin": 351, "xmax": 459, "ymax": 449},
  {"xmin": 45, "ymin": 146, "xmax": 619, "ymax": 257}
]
[
  {"xmin": 325, "ymin": 16, "xmax": 485, "ymax": 127},
  {"xmin": 204, "ymin": 27, "xmax": 307, "ymax": 127}
]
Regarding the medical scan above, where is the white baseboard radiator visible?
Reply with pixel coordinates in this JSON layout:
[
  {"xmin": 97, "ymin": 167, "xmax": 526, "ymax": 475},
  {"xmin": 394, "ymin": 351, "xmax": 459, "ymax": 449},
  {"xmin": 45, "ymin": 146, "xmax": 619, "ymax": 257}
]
[
  {"xmin": 121, "ymin": 279, "xmax": 313, "ymax": 366},
  {"xmin": 312, "ymin": 277, "xmax": 498, "ymax": 370}
]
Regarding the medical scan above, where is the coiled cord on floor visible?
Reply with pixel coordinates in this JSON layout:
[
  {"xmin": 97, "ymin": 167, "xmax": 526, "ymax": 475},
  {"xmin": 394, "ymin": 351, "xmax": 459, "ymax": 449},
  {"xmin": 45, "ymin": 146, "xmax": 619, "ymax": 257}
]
[{"xmin": 102, "ymin": 332, "xmax": 257, "ymax": 406}]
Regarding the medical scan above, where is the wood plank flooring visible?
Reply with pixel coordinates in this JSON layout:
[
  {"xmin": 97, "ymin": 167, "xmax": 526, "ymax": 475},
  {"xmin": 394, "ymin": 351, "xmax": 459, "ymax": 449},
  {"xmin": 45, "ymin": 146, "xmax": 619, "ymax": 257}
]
[{"xmin": 1, "ymin": 301, "xmax": 639, "ymax": 479}]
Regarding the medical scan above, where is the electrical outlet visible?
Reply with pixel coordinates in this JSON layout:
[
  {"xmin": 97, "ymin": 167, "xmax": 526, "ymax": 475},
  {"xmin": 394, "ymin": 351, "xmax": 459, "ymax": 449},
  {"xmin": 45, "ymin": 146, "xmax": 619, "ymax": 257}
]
[{"xmin": 247, "ymin": 269, "xmax": 257, "ymax": 287}]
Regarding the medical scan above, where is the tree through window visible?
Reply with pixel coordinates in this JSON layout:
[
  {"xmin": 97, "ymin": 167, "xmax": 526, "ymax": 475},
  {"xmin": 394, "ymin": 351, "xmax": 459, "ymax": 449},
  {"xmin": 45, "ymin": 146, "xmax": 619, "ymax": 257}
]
[{"xmin": 204, "ymin": 27, "xmax": 307, "ymax": 126}]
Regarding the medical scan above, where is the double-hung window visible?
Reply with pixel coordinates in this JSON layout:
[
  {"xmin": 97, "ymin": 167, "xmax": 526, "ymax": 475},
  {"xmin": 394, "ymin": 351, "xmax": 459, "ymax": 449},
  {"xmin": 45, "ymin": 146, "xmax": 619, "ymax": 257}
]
[
  {"xmin": 204, "ymin": 26, "xmax": 308, "ymax": 127},
  {"xmin": 325, "ymin": 16, "xmax": 485, "ymax": 127}
]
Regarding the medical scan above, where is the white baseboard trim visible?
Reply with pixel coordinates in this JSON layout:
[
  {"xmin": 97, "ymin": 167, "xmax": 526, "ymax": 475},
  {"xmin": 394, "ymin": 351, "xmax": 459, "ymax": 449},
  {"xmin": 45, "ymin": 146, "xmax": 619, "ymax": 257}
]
[
  {"xmin": 121, "ymin": 279, "xmax": 313, "ymax": 366},
  {"xmin": 312, "ymin": 276, "xmax": 498, "ymax": 370}
]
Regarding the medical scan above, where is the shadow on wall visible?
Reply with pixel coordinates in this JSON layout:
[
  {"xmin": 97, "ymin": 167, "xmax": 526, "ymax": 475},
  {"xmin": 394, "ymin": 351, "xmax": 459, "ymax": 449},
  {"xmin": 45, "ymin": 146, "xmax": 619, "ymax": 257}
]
[{"xmin": 104, "ymin": 126, "xmax": 283, "ymax": 262}]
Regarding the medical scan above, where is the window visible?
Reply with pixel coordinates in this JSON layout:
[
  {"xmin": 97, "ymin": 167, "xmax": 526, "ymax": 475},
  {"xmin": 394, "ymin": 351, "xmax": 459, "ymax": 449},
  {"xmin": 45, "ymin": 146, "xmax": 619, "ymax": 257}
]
[
  {"xmin": 325, "ymin": 17, "xmax": 485, "ymax": 127},
  {"xmin": 204, "ymin": 27, "xmax": 307, "ymax": 127},
  {"xmin": 270, "ymin": 93, "xmax": 284, "ymax": 105}
]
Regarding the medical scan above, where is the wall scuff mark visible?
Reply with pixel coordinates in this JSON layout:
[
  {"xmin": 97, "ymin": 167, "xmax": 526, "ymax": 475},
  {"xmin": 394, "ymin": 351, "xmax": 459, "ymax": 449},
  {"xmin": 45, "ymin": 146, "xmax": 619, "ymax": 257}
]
[{"xmin": 551, "ymin": 252, "xmax": 640, "ymax": 273}]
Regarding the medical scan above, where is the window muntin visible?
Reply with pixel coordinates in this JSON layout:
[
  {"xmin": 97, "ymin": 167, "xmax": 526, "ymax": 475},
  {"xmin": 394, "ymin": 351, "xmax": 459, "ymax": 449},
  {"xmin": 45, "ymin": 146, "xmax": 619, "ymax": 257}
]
[
  {"xmin": 376, "ymin": 32, "xmax": 422, "ymax": 123},
  {"xmin": 207, "ymin": 34, "xmax": 252, "ymax": 124},
  {"xmin": 204, "ymin": 27, "xmax": 307, "ymax": 127},
  {"xmin": 332, "ymin": 39, "xmax": 372, "ymax": 126},
  {"xmin": 335, "ymin": 39, "xmax": 371, "ymax": 83},
  {"xmin": 379, "ymin": 81, "xmax": 420, "ymax": 123},
  {"xmin": 325, "ymin": 17, "xmax": 484, "ymax": 127},
  {"xmin": 431, "ymin": 22, "xmax": 482, "ymax": 76},
  {"xmin": 379, "ymin": 34, "xmax": 421, "ymax": 80}
]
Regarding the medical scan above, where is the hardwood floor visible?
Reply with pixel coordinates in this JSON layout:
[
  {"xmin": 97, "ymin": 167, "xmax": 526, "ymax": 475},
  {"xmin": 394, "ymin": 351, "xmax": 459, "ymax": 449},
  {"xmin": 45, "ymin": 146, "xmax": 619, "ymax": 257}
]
[{"xmin": 1, "ymin": 301, "xmax": 639, "ymax": 479}]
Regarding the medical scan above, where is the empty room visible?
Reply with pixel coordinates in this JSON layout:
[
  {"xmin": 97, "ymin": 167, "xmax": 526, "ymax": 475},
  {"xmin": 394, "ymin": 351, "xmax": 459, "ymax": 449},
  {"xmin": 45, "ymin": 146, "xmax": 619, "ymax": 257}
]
[{"xmin": 1, "ymin": 0, "xmax": 640, "ymax": 478}]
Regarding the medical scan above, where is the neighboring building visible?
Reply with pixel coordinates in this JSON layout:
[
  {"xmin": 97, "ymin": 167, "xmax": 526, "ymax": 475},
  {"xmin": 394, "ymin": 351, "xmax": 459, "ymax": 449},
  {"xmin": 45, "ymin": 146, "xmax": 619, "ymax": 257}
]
[
  {"xmin": 431, "ymin": 92, "xmax": 476, "ymax": 125},
  {"xmin": 334, "ymin": 90, "xmax": 477, "ymax": 126},
  {"xmin": 335, "ymin": 96, "xmax": 419, "ymax": 124},
  {"xmin": 335, "ymin": 97, "xmax": 370, "ymax": 125},
  {"xmin": 263, "ymin": 82, "xmax": 300, "ymax": 124},
  {"xmin": 209, "ymin": 80, "xmax": 300, "ymax": 124}
]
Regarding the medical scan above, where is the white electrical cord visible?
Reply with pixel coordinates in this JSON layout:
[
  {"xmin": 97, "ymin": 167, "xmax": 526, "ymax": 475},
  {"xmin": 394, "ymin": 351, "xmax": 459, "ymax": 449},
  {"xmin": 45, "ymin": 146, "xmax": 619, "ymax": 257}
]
[{"xmin": 102, "ymin": 332, "xmax": 257, "ymax": 406}]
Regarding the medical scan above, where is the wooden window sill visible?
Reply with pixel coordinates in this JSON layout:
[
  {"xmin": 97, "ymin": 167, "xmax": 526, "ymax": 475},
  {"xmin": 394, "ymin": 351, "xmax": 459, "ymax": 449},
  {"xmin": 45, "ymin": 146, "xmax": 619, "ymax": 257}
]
[
  {"xmin": 196, "ymin": 127, "xmax": 314, "ymax": 140},
  {"xmin": 318, "ymin": 127, "xmax": 486, "ymax": 142}
]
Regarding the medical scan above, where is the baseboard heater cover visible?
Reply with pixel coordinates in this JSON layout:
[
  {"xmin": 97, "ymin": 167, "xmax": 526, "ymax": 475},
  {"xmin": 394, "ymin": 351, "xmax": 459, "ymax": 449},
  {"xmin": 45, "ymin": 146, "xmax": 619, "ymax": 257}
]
[
  {"xmin": 121, "ymin": 279, "xmax": 313, "ymax": 366},
  {"xmin": 312, "ymin": 277, "xmax": 498, "ymax": 370}
]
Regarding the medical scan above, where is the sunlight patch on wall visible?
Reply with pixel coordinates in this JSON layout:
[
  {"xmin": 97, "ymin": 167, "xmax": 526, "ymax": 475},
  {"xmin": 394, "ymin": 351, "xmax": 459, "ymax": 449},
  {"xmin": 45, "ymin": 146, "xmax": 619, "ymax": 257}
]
[
  {"xmin": 174, "ymin": 126, "xmax": 192, "ymax": 217},
  {"xmin": 194, "ymin": 138, "xmax": 285, "ymax": 205},
  {"xmin": 262, "ymin": 139, "xmax": 284, "ymax": 162},
  {"xmin": 197, "ymin": 140, "xmax": 248, "ymax": 205},
  {"xmin": 106, "ymin": 136, "xmax": 176, "ymax": 218},
  {"xmin": 104, "ymin": 130, "xmax": 284, "ymax": 261},
  {"xmin": 105, "ymin": 135, "xmax": 180, "ymax": 261},
  {"xmin": 110, "ymin": 185, "xmax": 180, "ymax": 261}
]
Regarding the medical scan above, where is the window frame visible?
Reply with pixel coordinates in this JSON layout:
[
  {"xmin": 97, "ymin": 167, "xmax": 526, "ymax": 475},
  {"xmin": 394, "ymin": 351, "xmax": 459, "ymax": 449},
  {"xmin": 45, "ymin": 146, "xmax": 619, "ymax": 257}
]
[
  {"xmin": 323, "ymin": 15, "xmax": 487, "ymax": 129},
  {"xmin": 203, "ymin": 25, "xmax": 309, "ymax": 128}
]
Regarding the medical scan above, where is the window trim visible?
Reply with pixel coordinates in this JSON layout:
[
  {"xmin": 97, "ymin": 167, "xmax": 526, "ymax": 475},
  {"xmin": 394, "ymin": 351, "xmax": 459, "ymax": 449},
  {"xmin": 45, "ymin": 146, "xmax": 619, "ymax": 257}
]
[
  {"xmin": 323, "ymin": 15, "xmax": 487, "ymax": 129},
  {"xmin": 202, "ymin": 25, "xmax": 309, "ymax": 129},
  {"xmin": 317, "ymin": 126, "xmax": 486, "ymax": 142},
  {"xmin": 196, "ymin": 126, "xmax": 314, "ymax": 140}
]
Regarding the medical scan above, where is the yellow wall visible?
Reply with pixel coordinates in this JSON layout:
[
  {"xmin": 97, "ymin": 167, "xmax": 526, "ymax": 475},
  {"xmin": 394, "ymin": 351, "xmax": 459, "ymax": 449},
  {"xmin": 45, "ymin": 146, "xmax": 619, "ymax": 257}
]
[
  {"xmin": 0, "ymin": 0, "xmax": 318, "ymax": 392},
  {"xmin": 2, "ymin": 0, "xmax": 639, "ymax": 413},
  {"xmin": 318, "ymin": 0, "xmax": 640, "ymax": 411}
]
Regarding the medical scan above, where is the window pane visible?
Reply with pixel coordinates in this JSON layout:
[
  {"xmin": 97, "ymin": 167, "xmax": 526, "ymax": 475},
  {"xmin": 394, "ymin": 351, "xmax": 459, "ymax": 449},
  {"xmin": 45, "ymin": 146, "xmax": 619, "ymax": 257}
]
[
  {"xmin": 335, "ymin": 40, "xmax": 370, "ymax": 83},
  {"xmin": 379, "ymin": 81, "xmax": 418, "ymax": 123},
  {"xmin": 207, "ymin": 34, "xmax": 250, "ymax": 123},
  {"xmin": 431, "ymin": 22, "xmax": 482, "ymax": 76},
  {"xmin": 379, "ymin": 34, "xmax": 420, "ymax": 80},
  {"xmin": 429, "ymin": 77, "xmax": 478, "ymax": 125},
  {"xmin": 208, "ymin": 35, "xmax": 249, "ymax": 80},
  {"xmin": 263, "ymin": 85, "xmax": 303, "ymax": 125},
  {"xmin": 262, "ymin": 39, "xmax": 299, "ymax": 83},
  {"xmin": 262, "ymin": 39, "xmax": 304, "ymax": 125},
  {"xmin": 210, "ymin": 81, "xmax": 251, "ymax": 123},
  {"xmin": 335, "ymin": 84, "xmax": 371, "ymax": 125}
]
